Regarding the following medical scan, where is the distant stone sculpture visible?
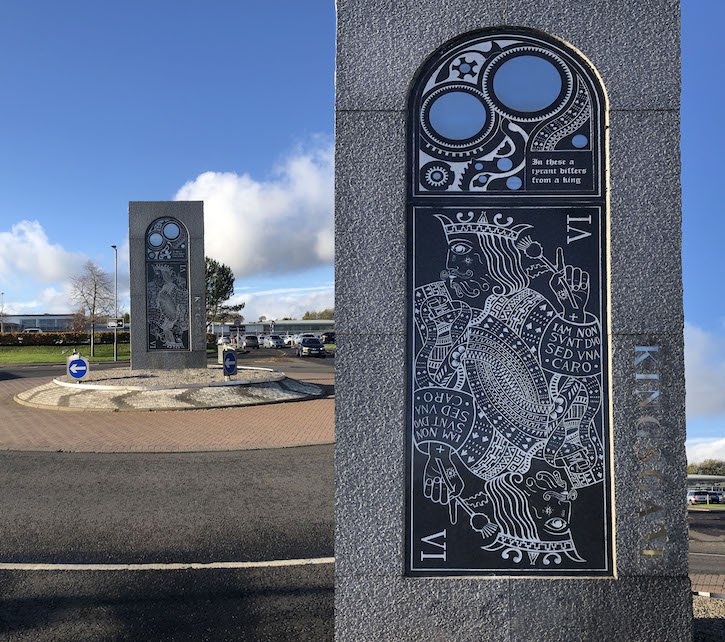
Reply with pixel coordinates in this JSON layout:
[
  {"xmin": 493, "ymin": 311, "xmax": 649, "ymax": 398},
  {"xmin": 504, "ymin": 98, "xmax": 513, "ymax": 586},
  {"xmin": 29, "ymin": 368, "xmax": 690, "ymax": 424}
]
[{"xmin": 129, "ymin": 202, "xmax": 206, "ymax": 370}]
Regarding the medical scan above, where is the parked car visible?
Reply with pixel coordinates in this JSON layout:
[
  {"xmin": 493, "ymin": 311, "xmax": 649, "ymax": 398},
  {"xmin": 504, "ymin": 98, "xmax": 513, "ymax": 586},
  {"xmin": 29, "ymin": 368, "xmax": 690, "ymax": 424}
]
[
  {"xmin": 709, "ymin": 493, "xmax": 721, "ymax": 504},
  {"xmin": 687, "ymin": 490, "xmax": 709, "ymax": 504},
  {"xmin": 23, "ymin": 328, "xmax": 43, "ymax": 334},
  {"xmin": 283, "ymin": 335, "xmax": 296, "ymax": 347},
  {"xmin": 217, "ymin": 336, "xmax": 231, "ymax": 345},
  {"xmin": 264, "ymin": 335, "xmax": 285, "ymax": 348},
  {"xmin": 319, "ymin": 332, "xmax": 335, "ymax": 345},
  {"xmin": 297, "ymin": 337, "xmax": 326, "ymax": 358},
  {"xmin": 295, "ymin": 333, "xmax": 317, "ymax": 346},
  {"xmin": 242, "ymin": 335, "xmax": 260, "ymax": 349}
]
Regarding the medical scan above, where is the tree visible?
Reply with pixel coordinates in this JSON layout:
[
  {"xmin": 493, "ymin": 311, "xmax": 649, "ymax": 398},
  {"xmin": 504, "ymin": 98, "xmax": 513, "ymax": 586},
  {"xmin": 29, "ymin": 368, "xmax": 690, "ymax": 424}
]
[
  {"xmin": 205, "ymin": 257, "xmax": 244, "ymax": 333},
  {"xmin": 122, "ymin": 312, "xmax": 130, "ymax": 324},
  {"xmin": 302, "ymin": 308, "xmax": 335, "ymax": 320},
  {"xmin": 70, "ymin": 261, "xmax": 114, "ymax": 356},
  {"xmin": 71, "ymin": 309, "xmax": 87, "ymax": 332},
  {"xmin": 689, "ymin": 459, "xmax": 725, "ymax": 476}
]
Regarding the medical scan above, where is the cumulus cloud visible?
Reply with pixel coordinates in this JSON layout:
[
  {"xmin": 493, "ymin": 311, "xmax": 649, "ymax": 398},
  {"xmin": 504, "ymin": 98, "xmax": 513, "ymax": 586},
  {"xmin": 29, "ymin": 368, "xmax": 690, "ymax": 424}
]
[
  {"xmin": 0, "ymin": 220, "xmax": 86, "ymax": 285},
  {"xmin": 687, "ymin": 437, "xmax": 725, "ymax": 464},
  {"xmin": 4, "ymin": 285, "xmax": 75, "ymax": 315},
  {"xmin": 175, "ymin": 140, "xmax": 333, "ymax": 278},
  {"xmin": 227, "ymin": 285, "xmax": 334, "ymax": 324},
  {"xmin": 685, "ymin": 322, "xmax": 725, "ymax": 418}
]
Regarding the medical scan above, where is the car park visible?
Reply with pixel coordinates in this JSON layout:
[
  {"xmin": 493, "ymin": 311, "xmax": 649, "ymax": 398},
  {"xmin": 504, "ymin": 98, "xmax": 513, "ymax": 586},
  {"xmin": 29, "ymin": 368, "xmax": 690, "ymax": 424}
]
[
  {"xmin": 319, "ymin": 332, "xmax": 335, "ymax": 344},
  {"xmin": 217, "ymin": 336, "xmax": 231, "ymax": 345},
  {"xmin": 709, "ymin": 493, "xmax": 721, "ymax": 504},
  {"xmin": 295, "ymin": 333, "xmax": 317, "ymax": 346},
  {"xmin": 297, "ymin": 337, "xmax": 326, "ymax": 358},
  {"xmin": 242, "ymin": 335, "xmax": 260, "ymax": 349},
  {"xmin": 264, "ymin": 335, "xmax": 285, "ymax": 348},
  {"xmin": 283, "ymin": 335, "xmax": 296, "ymax": 347}
]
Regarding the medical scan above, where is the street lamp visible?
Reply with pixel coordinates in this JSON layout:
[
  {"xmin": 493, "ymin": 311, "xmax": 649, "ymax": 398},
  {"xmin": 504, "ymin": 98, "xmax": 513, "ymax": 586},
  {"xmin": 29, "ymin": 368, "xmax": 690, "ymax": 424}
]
[{"xmin": 111, "ymin": 245, "xmax": 118, "ymax": 362}]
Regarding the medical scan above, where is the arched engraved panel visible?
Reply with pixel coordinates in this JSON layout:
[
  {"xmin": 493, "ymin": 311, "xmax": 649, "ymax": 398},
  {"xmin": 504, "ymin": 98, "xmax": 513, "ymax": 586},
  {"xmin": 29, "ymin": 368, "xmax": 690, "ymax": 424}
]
[
  {"xmin": 145, "ymin": 217, "xmax": 190, "ymax": 351},
  {"xmin": 412, "ymin": 30, "xmax": 604, "ymax": 197},
  {"xmin": 406, "ymin": 29, "xmax": 611, "ymax": 577}
]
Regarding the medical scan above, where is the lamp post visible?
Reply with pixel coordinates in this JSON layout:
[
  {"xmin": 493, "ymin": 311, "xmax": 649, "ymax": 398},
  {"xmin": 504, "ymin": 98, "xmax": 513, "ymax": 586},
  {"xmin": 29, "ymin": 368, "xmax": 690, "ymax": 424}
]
[{"xmin": 111, "ymin": 245, "xmax": 118, "ymax": 362}]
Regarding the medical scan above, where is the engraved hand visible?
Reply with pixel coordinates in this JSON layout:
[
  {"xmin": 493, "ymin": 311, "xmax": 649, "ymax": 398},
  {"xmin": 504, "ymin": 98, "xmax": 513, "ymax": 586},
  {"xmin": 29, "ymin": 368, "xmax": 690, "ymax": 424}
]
[
  {"xmin": 423, "ymin": 446, "xmax": 464, "ymax": 506},
  {"xmin": 548, "ymin": 247, "xmax": 590, "ymax": 322}
]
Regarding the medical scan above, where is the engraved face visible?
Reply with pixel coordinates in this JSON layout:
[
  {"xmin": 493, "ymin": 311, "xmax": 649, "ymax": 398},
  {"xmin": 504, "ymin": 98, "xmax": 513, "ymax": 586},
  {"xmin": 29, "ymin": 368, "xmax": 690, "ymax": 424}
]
[
  {"xmin": 522, "ymin": 467, "xmax": 576, "ymax": 543},
  {"xmin": 442, "ymin": 233, "xmax": 491, "ymax": 302}
]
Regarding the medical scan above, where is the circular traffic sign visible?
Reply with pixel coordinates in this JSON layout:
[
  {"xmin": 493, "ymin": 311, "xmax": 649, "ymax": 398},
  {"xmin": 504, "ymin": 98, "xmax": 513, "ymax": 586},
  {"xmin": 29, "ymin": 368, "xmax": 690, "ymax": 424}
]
[
  {"xmin": 68, "ymin": 356, "xmax": 89, "ymax": 380},
  {"xmin": 223, "ymin": 351, "xmax": 237, "ymax": 376}
]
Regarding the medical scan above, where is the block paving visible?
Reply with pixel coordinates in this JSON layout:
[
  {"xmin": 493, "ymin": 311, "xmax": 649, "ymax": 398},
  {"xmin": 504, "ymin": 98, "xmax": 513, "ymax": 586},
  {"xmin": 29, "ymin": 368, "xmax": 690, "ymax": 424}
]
[{"xmin": 0, "ymin": 369, "xmax": 334, "ymax": 453}]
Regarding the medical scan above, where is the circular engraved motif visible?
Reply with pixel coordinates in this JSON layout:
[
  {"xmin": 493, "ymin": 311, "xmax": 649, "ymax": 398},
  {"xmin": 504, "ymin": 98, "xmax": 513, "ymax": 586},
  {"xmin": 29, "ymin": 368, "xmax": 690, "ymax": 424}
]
[
  {"xmin": 148, "ymin": 233, "xmax": 164, "ymax": 247},
  {"xmin": 163, "ymin": 222, "xmax": 180, "ymax": 239},
  {"xmin": 429, "ymin": 91, "xmax": 487, "ymax": 140},
  {"xmin": 420, "ymin": 84, "xmax": 495, "ymax": 158},
  {"xmin": 572, "ymin": 134, "xmax": 588, "ymax": 148},
  {"xmin": 420, "ymin": 161, "xmax": 455, "ymax": 191},
  {"xmin": 483, "ymin": 47, "xmax": 573, "ymax": 122}
]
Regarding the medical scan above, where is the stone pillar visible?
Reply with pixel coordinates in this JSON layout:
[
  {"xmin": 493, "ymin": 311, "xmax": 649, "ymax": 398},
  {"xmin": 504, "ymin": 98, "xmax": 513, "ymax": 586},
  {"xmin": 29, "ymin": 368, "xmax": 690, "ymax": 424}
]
[
  {"xmin": 335, "ymin": 1, "xmax": 690, "ymax": 640},
  {"xmin": 129, "ymin": 201, "xmax": 206, "ymax": 370}
]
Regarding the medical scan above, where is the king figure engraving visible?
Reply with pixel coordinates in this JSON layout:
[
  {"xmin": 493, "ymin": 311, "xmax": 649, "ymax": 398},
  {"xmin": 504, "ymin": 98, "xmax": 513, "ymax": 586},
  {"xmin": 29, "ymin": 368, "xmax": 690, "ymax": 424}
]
[{"xmin": 413, "ymin": 210, "xmax": 605, "ymax": 567}]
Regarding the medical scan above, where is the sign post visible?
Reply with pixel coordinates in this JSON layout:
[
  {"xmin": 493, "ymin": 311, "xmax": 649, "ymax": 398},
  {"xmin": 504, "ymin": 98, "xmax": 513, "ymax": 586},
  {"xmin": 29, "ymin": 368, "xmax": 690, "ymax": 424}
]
[{"xmin": 222, "ymin": 349, "xmax": 237, "ymax": 381}]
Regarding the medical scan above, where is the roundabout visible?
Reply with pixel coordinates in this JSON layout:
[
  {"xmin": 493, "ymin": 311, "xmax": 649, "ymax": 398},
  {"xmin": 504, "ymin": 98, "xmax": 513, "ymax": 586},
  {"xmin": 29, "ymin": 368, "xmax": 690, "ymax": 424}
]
[
  {"xmin": 0, "ymin": 356, "xmax": 334, "ymax": 453},
  {"xmin": 14, "ymin": 364, "xmax": 323, "ymax": 412}
]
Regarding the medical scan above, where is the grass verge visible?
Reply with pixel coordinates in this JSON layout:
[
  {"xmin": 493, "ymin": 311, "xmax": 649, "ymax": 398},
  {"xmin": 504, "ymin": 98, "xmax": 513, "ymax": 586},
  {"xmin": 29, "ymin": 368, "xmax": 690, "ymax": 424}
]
[{"xmin": 0, "ymin": 344, "xmax": 131, "ymax": 363}]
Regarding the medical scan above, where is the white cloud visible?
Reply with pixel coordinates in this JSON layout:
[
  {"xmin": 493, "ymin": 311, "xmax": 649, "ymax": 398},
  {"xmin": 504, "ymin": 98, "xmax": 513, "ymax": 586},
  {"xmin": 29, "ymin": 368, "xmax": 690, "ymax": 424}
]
[
  {"xmin": 686, "ymin": 437, "xmax": 725, "ymax": 464},
  {"xmin": 685, "ymin": 322, "xmax": 725, "ymax": 418},
  {"xmin": 175, "ymin": 140, "xmax": 334, "ymax": 278},
  {"xmin": 228, "ymin": 285, "xmax": 334, "ymax": 323},
  {"xmin": 6, "ymin": 285, "xmax": 74, "ymax": 314},
  {"xmin": 0, "ymin": 220, "xmax": 86, "ymax": 286}
]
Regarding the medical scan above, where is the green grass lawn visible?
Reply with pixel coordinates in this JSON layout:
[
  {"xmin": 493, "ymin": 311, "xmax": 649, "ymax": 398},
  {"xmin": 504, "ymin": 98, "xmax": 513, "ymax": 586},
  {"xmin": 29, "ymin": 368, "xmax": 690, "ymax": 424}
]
[{"xmin": 0, "ymin": 344, "xmax": 131, "ymax": 363}]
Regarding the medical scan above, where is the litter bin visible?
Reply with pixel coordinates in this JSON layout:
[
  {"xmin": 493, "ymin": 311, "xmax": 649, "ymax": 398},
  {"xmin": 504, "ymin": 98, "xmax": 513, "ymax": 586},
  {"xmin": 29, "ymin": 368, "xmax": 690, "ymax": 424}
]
[{"xmin": 218, "ymin": 344, "xmax": 236, "ymax": 365}]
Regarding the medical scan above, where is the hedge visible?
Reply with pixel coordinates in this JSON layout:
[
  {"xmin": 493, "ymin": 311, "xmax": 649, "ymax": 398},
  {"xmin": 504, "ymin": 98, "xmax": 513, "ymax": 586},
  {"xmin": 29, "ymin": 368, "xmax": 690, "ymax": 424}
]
[
  {"xmin": 1, "ymin": 331, "xmax": 220, "ymax": 349},
  {"xmin": 0, "ymin": 331, "xmax": 130, "ymax": 346}
]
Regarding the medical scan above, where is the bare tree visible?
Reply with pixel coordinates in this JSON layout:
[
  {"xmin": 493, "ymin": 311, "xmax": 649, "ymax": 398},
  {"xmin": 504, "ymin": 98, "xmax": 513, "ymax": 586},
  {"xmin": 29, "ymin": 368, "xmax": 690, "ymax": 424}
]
[{"xmin": 70, "ymin": 261, "xmax": 114, "ymax": 356}]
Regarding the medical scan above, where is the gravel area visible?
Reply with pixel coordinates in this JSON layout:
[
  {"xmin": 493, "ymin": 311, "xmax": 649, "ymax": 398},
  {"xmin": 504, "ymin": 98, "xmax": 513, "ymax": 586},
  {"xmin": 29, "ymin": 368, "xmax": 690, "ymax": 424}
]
[
  {"xmin": 694, "ymin": 595, "xmax": 725, "ymax": 641},
  {"xmin": 58, "ymin": 366, "xmax": 281, "ymax": 389},
  {"xmin": 15, "ymin": 378, "xmax": 323, "ymax": 411}
]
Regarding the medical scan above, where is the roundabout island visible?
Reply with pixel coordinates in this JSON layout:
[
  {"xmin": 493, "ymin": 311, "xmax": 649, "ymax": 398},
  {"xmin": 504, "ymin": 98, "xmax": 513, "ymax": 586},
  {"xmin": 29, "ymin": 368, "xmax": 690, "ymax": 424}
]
[{"xmin": 14, "ymin": 365, "xmax": 324, "ymax": 412}]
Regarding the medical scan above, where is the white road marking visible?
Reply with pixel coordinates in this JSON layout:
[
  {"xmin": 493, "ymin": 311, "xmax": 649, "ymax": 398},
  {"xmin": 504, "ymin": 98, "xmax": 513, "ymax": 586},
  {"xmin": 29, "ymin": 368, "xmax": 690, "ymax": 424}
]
[
  {"xmin": 0, "ymin": 556, "xmax": 335, "ymax": 571},
  {"xmin": 691, "ymin": 552, "xmax": 725, "ymax": 558}
]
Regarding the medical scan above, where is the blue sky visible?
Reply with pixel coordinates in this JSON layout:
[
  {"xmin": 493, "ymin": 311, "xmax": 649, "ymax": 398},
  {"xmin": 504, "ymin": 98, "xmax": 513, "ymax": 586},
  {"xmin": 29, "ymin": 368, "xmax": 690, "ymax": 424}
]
[{"xmin": 0, "ymin": 1, "xmax": 722, "ymax": 460}]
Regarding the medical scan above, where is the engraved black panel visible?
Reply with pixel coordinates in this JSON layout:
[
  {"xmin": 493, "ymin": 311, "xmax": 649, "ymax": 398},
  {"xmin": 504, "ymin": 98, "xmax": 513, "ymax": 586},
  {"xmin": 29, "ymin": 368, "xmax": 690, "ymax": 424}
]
[
  {"xmin": 145, "ymin": 218, "xmax": 190, "ymax": 351},
  {"xmin": 412, "ymin": 31, "xmax": 602, "ymax": 198},
  {"xmin": 406, "ymin": 29, "xmax": 611, "ymax": 577}
]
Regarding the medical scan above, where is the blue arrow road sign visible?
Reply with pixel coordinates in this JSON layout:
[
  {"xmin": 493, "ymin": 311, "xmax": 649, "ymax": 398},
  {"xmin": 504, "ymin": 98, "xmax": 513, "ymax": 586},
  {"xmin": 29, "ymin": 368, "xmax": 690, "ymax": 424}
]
[
  {"xmin": 223, "ymin": 351, "xmax": 237, "ymax": 376},
  {"xmin": 68, "ymin": 356, "xmax": 89, "ymax": 380}
]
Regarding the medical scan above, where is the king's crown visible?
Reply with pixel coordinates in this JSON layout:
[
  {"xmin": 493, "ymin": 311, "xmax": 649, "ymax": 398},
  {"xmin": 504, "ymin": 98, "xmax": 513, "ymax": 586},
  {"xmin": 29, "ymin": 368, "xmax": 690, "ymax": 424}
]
[{"xmin": 434, "ymin": 211, "xmax": 532, "ymax": 241}]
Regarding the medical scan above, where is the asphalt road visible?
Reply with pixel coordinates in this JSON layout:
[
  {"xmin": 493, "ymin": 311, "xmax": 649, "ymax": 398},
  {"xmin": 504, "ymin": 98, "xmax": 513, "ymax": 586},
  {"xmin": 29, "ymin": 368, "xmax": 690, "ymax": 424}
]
[
  {"xmin": 689, "ymin": 508, "xmax": 725, "ymax": 574},
  {"xmin": 0, "ymin": 445, "xmax": 333, "ymax": 640}
]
